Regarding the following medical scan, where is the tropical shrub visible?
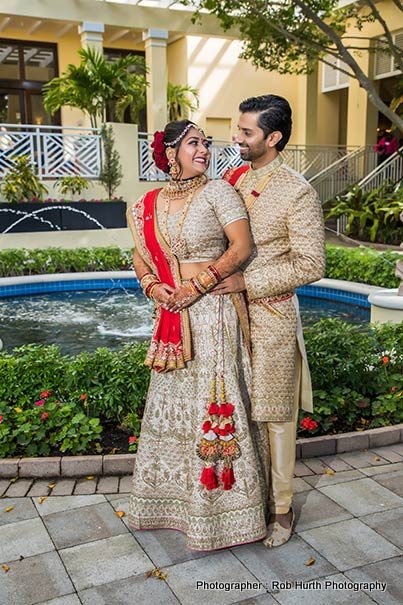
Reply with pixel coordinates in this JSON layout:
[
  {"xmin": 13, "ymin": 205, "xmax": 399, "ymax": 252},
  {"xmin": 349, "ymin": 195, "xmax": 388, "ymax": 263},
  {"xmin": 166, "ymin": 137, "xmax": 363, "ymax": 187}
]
[
  {"xmin": 0, "ymin": 343, "xmax": 149, "ymax": 457},
  {"xmin": 325, "ymin": 182, "xmax": 403, "ymax": 245},
  {"xmin": 167, "ymin": 82, "xmax": 199, "ymax": 121},
  {"xmin": 299, "ymin": 319, "xmax": 403, "ymax": 436},
  {"xmin": 0, "ymin": 156, "xmax": 48, "ymax": 203},
  {"xmin": 55, "ymin": 176, "xmax": 91, "ymax": 198},
  {"xmin": 43, "ymin": 47, "xmax": 148, "ymax": 127}
]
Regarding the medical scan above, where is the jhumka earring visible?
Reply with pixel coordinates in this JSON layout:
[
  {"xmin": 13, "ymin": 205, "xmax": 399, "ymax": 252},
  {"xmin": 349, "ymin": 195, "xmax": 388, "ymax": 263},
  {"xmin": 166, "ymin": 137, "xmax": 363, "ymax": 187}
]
[{"xmin": 168, "ymin": 156, "xmax": 180, "ymax": 179}]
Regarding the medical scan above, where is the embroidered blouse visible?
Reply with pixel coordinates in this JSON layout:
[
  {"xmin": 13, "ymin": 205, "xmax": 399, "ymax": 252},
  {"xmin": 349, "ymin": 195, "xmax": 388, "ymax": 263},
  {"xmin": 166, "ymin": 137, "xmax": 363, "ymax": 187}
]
[{"xmin": 156, "ymin": 179, "xmax": 247, "ymax": 263}]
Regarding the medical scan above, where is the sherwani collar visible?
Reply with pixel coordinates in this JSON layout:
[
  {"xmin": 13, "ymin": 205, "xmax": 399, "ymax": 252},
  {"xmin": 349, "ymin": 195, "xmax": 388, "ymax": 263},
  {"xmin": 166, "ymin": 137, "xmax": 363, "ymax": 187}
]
[{"xmin": 247, "ymin": 155, "xmax": 283, "ymax": 183}]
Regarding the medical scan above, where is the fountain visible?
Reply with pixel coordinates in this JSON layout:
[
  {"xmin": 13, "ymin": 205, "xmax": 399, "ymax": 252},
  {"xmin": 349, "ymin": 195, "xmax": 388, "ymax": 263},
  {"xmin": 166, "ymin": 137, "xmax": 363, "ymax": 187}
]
[
  {"xmin": 0, "ymin": 206, "xmax": 106, "ymax": 232},
  {"xmin": 368, "ymin": 211, "xmax": 403, "ymax": 324}
]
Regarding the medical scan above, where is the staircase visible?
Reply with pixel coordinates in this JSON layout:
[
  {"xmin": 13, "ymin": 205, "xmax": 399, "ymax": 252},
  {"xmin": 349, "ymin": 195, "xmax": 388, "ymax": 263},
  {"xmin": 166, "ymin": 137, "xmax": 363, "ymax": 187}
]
[{"xmin": 308, "ymin": 146, "xmax": 378, "ymax": 203}]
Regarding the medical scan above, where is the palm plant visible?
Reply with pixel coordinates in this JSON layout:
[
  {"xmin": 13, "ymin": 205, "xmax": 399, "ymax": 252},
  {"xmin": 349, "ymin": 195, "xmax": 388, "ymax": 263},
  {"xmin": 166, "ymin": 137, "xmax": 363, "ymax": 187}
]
[
  {"xmin": 167, "ymin": 82, "xmax": 199, "ymax": 121},
  {"xmin": 43, "ymin": 47, "xmax": 148, "ymax": 128}
]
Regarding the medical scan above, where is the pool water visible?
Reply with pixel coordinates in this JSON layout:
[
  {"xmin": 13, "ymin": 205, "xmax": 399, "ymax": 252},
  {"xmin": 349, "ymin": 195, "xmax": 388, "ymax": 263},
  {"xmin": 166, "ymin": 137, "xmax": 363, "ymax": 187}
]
[{"xmin": 0, "ymin": 290, "xmax": 370, "ymax": 355}]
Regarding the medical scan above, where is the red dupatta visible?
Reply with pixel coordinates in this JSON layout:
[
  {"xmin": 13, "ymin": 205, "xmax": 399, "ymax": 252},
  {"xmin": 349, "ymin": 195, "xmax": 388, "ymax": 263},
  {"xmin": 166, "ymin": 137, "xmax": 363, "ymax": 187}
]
[{"xmin": 127, "ymin": 189, "xmax": 192, "ymax": 372}]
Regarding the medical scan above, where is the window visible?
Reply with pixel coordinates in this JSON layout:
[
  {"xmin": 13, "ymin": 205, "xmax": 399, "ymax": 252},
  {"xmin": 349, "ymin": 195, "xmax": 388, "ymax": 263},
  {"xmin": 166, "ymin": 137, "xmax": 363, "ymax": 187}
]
[
  {"xmin": 322, "ymin": 55, "xmax": 350, "ymax": 93},
  {"xmin": 374, "ymin": 30, "xmax": 403, "ymax": 79},
  {"xmin": 0, "ymin": 39, "xmax": 58, "ymax": 125}
]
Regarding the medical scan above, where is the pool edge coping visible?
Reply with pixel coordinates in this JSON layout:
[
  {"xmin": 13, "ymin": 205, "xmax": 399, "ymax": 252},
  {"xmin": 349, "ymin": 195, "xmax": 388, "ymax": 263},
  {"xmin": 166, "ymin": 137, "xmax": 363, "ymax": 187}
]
[{"xmin": 1, "ymin": 423, "xmax": 402, "ymax": 478}]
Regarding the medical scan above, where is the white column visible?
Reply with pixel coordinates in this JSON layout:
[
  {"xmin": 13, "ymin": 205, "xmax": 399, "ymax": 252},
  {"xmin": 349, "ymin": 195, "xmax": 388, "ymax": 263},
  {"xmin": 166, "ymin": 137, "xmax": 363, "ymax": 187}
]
[
  {"xmin": 78, "ymin": 22, "xmax": 105, "ymax": 52},
  {"xmin": 142, "ymin": 29, "xmax": 168, "ymax": 132}
]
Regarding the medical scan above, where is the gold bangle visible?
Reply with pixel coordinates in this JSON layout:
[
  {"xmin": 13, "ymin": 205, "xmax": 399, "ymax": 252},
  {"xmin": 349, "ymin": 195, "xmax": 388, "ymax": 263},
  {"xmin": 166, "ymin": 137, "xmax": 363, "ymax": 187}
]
[
  {"xmin": 148, "ymin": 282, "xmax": 159, "ymax": 300},
  {"xmin": 140, "ymin": 273, "xmax": 159, "ymax": 290},
  {"xmin": 194, "ymin": 268, "xmax": 218, "ymax": 292}
]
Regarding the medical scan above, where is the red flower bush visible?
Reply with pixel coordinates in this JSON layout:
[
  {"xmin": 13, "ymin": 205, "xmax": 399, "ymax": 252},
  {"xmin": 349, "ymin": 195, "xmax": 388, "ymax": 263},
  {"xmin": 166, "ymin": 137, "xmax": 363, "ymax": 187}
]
[
  {"xmin": 128, "ymin": 436, "xmax": 137, "ymax": 445},
  {"xmin": 35, "ymin": 399, "xmax": 45, "ymax": 407},
  {"xmin": 382, "ymin": 356, "xmax": 389, "ymax": 365},
  {"xmin": 41, "ymin": 412, "xmax": 49, "ymax": 421},
  {"xmin": 300, "ymin": 417, "xmax": 319, "ymax": 431},
  {"xmin": 40, "ymin": 390, "xmax": 51, "ymax": 399},
  {"xmin": 151, "ymin": 131, "xmax": 169, "ymax": 173},
  {"xmin": 0, "ymin": 415, "xmax": 3, "ymax": 423}
]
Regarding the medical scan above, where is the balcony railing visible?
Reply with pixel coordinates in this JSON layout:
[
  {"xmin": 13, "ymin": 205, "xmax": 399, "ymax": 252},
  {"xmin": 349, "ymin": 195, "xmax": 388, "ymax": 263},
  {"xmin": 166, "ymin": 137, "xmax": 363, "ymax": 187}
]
[
  {"xmin": 138, "ymin": 133, "xmax": 357, "ymax": 181},
  {"xmin": 0, "ymin": 124, "xmax": 102, "ymax": 179}
]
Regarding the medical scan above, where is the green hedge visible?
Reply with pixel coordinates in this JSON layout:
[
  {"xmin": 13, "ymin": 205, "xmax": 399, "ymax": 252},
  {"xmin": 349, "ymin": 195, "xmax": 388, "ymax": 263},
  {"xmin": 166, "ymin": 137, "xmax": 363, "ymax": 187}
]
[
  {"xmin": 0, "ymin": 320, "xmax": 402, "ymax": 457},
  {"xmin": 325, "ymin": 245, "xmax": 400, "ymax": 288},
  {"xmin": 0, "ymin": 244, "xmax": 400, "ymax": 287}
]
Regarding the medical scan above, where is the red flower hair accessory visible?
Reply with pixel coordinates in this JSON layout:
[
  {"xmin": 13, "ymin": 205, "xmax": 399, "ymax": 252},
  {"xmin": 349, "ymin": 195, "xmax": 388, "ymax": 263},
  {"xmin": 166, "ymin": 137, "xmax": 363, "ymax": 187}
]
[{"xmin": 151, "ymin": 130, "xmax": 169, "ymax": 173}]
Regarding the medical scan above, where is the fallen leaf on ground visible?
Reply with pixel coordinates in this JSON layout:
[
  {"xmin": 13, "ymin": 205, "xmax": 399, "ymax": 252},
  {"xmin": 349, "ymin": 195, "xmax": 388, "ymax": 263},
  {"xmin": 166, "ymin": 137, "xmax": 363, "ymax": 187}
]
[
  {"xmin": 305, "ymin": 558, "xmax": 316, "ymax": 566},
  {"xmin": 2, "ymin": 565, "xmax": 10, "ymax": 573},
  {"xmin": 9, "ymin": 477, "xmax": 18, "ymax": 484},
  {"xmin": 47, "ymin": 483, "xmax": 56, "ymax": 489},
  {"xmin": 374, "ymin": 456, "xmax": 381, "ymax": 461},
  {"xmin": 115, "ymin": 511, "xmax": 126, "ymax": 518},
  {"xmin": 86, "ymin": 476, "xmax": 95, "ymax": 480},
  {"xmin": 145, "ymin": 568, "xmax": 168, "ymax": 580},
  {"xmin": 4, "ymin": 506, "xmax": 14, "ymax": 513},
  {"xmin": 38, "ymin": 496, "xmax": 47, "ymax": 504},
  {"xmin": 324, "ymin": 469, "xmax": 335, "ymax": 476}
]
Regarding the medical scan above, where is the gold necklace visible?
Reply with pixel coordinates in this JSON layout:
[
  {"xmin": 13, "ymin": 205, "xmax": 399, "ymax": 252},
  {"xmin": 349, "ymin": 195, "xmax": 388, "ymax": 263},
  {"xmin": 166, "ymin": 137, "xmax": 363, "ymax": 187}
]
[
  {"xmin": 162, "ymin": 174, "xmax": 207, "ymax": 200},
  {"xmin": 161, "ymin": 190, "xmax": 195, "ymax": 257}
]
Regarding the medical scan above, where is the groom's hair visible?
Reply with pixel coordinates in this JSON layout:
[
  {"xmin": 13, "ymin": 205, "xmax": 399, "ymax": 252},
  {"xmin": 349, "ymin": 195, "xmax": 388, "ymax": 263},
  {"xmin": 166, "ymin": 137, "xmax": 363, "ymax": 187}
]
[{"xmin": 239, "ymin": 95, "xmax": 292, "ymax": 151}]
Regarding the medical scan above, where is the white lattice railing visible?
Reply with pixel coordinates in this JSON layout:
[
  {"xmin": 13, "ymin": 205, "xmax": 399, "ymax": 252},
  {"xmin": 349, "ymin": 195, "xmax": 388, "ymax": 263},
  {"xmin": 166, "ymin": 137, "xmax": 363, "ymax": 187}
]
[
  {"xmin": 138, "ymin": 133, "xmax": 357, "ymax": 181},
  {"xmin": 0, "ymin": 124, "xmax": 102, "ymax": 179},
  {"xmin": 359, "ymin": 147, "xmax": 403, "ymax": 192}
]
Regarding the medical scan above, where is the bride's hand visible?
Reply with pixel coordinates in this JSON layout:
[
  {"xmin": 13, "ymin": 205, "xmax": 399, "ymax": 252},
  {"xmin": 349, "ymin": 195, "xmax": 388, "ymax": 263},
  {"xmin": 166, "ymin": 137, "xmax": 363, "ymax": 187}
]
[
  {"xmin": 151, "ymin": 283, "xmax": 176, "ymax": 306},
  {"xmin": 165, "ymin": 283, "xmax": 200, "ymax": 313}
]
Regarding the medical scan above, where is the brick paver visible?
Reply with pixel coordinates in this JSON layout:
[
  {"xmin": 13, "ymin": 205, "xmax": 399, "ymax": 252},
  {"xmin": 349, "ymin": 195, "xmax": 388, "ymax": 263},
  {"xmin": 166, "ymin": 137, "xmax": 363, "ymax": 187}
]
[
  {"xmin": 0, "ymin": 447, "xmax": 402, "ymax": 604},
  {"xmin": 4, "ymin": 479, "xmax": 33, "ymax": 498}
]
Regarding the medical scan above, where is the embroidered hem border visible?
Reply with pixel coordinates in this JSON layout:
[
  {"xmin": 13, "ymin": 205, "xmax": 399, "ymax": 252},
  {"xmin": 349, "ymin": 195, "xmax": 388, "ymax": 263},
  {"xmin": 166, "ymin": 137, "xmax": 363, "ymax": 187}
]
[{"xmin": 128, "ymin": 496, "xmax": 266, "ymax": 551}]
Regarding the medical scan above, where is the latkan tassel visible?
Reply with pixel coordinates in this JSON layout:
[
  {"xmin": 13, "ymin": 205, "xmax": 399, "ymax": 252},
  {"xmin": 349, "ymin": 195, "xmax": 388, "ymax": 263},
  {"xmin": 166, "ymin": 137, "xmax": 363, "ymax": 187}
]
[
  {"xmin": 200, "ymin": 465, "xmax": 218, "ymax": 490},
  {"xmin": 221, "ymin": 466, "xmax": 235, "ymax": 490}
]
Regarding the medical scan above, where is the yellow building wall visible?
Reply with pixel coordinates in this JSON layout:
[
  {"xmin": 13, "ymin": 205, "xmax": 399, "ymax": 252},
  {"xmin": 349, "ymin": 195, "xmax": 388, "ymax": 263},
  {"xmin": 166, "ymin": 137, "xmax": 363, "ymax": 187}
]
[
  {"xmin": 314, "ymin": 0, "xmax": 402, "ymax": 147},
  {"xmin": 168, "ymin": 35, "xmax": 305, "ymax": 144}
]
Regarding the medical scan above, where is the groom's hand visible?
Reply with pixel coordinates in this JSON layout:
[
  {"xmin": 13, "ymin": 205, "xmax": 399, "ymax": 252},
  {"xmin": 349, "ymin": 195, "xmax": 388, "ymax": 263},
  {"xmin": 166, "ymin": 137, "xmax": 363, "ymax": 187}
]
[{"xmin": 211, "ymin": 271, "xmax": 246, "ymax": 294}]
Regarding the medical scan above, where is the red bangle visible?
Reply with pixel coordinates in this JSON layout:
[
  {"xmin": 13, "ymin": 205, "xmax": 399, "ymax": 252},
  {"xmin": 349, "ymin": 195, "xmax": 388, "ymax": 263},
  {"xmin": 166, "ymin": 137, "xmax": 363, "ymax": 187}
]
[
  {"xmin": 145, "ymin": 281, "xmax": 160, "ymax": 298},
  {"xmin": 207, "ymin": 264, "xmax": 222, "ymax": 282},
  {"xmin": 190, "ymin": 277, "xmax": 204, "ymax": 295}
]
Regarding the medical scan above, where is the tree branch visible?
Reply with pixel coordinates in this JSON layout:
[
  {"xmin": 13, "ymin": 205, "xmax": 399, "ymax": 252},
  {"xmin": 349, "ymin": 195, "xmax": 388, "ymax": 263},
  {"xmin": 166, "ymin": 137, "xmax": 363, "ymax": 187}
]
[
  {"xmin": 390, "ymin": 0, "xmax": 403, "ymax": 12},
  {"xmin": 364, "ymin": 0, "xmax": 403, "ymax": 72},
  {"xmin": 294, "ymin": 0, "xmax": 403, "ymax": 131}
]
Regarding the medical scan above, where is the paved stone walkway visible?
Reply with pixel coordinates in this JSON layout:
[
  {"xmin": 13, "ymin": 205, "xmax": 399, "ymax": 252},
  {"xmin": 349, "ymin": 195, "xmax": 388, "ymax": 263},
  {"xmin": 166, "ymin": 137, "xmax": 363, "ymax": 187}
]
[{"xmin": 0, "ymin": 444, "xmax": 402, "ymax": 605}]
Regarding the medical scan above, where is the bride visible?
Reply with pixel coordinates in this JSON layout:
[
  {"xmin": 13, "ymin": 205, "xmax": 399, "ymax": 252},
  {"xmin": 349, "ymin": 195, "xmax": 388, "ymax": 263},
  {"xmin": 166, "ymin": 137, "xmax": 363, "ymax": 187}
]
[{"xmin": 127, "ymin": 119, "xmax": 268, "ymax": 551}]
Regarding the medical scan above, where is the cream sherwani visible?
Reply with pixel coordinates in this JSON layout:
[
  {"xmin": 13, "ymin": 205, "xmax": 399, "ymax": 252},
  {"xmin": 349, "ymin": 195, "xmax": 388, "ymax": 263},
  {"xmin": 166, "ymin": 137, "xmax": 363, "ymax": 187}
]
[{"xmin": 236, "ymin": 156, "xmax": 326, "ymax": 423}]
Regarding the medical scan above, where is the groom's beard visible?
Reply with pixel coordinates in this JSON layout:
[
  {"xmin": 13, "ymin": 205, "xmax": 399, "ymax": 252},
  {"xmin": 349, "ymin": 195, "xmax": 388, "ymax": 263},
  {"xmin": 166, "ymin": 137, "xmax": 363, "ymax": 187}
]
[{"xmin": 238, "ymin": 139, "xmax": 268, "ymax": 162}]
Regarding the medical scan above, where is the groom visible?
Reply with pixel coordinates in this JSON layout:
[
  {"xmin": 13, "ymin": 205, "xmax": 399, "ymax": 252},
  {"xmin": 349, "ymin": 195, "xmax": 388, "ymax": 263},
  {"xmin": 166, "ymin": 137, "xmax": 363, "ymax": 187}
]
[{"xmin": 215, "ymin": 94, "xmax": 326, "ymax": 547}]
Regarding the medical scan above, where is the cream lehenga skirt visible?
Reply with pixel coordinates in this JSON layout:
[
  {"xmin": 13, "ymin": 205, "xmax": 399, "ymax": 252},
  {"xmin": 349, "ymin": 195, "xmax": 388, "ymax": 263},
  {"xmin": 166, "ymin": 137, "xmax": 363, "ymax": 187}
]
[{"xmin": 128, "ymin": 293, "xmax": 269, "ymax": 551}]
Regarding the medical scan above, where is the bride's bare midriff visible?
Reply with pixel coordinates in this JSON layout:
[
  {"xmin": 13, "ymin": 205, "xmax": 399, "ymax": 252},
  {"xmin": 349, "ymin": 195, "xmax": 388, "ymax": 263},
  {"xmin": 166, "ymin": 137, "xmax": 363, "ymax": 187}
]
[{"xmin": 179, "ymin": 261, "xmax": 215, "ymax": 280}]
